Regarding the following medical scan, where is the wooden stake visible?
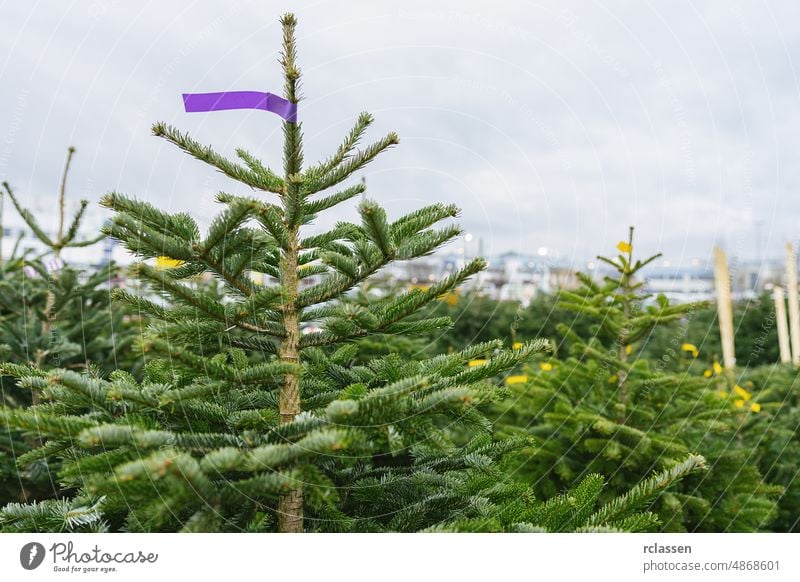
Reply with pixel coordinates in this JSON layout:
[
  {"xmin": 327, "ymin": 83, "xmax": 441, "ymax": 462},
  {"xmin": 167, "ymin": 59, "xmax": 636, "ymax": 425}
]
[
  {"xmin": 713, "ymin": 246, "xmax": 736, "ymax": 369},
  {"xmin": 774, "ymin": 286, "xmax": 792, "ymax": 363},
  {"xmin": 786, "ymin": 243, "xmax": 800, "ymax": 366}
]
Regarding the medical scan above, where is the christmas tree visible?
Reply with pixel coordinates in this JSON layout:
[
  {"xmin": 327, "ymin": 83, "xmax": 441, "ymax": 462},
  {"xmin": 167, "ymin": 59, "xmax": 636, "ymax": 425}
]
[
  {"xmin": 735, "ymin": 364, "xmax": 800, "ymax": 531},
  {"xmin": 0, "ymin": 16, "xmax": 704, "ymax": 533},
  {"xmin": 0, "ymin": 147, "xmax": 132, "ymax": 381},
  {"xmin": 0, "ymin": 148, "xmax": 136, "ymax": 505},
  {"xmin": 496, "ymin": 228, "xmax": 780, "ymax": 531},
  {"xmin": 337, "ymin": 279, "xmax": 434, "ymax": 363}
]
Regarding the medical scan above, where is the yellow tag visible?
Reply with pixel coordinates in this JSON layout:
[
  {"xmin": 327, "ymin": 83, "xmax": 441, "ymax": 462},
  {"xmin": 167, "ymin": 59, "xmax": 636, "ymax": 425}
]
[
  {"xmin": 617, "ymin": 241, "xmax": 632, "ymax": 253},
  {"xmin": 439, "ymin": 291, "xmax": 459, "ymax": 306},
  {"xmin": 712, "ymin": 362, "xmax": 723, "ymax": 375},
  {"xmin": 750, "ymin": 402, "xmax": 761, "ymax": 413},
  {"xmin": 733, "ymin": 398, "xmax": 745, "ymax": 408},
  {"xmin": 156, "ymin": 256, "xmax": 184, "ymax": 269},
  {"xmin": 703, "ymin": 369, "xmax": 713, "ymax": 378},
  {"xmin": 539, "ymin": 362, "xmax": 553, "ymax": 372},
  {"xmin": 733, "ymin": 384, "xmax": 752, "ymax": 401},
  {"xmin": 681, "ymin": 343, "xmax": 699, "ymax": 358},
  {"xmin": 505, "ymin": 375, "xmax": 529, "ymax": 385},
  {"xmin": 608, "ymin": 374, "xmax": 618, "ymax": 384},
  {"xmin": 468, "ymin": 359, "xmax": 487, "ymax": 367},
  {"xmin": 512, "ymin": 342, "xmax": 524, "ymax": 350},
  {"xmin": 625, "ymin": 344, "xmax": 633, "ymax": 355}
]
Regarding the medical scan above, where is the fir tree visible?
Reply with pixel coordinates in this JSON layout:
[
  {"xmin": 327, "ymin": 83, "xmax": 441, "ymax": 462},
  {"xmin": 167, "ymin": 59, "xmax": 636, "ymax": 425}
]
[
  {"xmin": 736, "ymin": 363, "xmax": 800, "ymax": 531},
  {"xmin": 338, "ymin": 280, "xmax": 434, "ymax": 363},
  {"xmin": 0, "ymin": 147, "xmax": 127, "ymax": 384},
  {"xmin": 495, "ymin": 228, "xmax": 780, "ymax": 531},
  {"xmin": 0, "ymin": 148, "xmax": 134, "ymax": 505},
  {"xmin": 0, "ymin": 16, "xmax": 704, "ymax": 533},
  {"xmin": 421, "ymin": 291, "xmax": 595, "ymax": 358}
]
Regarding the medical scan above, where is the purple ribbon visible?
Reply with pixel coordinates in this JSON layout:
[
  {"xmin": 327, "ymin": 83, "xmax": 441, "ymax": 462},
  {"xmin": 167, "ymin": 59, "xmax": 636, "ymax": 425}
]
[{"xmin": 182, "ymin": 91, "xmax": 297, "ymax": 122}]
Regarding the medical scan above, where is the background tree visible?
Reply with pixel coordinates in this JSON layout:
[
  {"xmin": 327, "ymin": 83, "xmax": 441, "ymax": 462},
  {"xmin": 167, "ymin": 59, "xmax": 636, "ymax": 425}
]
[
  {"xmin": 735, "ymin": 363, "xmax": 800, "ymax": 531},
  {"xmin": 628, "ymin": 292, "xmax": 781, "ymax": 372},
  {"xmin": 1, "ymin": 147, "xmax": 131, "ymax": 383},
  {"xmin": 0, "ymin": 148, "xmax": 136, "ymax": 506},
  {"xmin": 685, "ymin": 293, "xmax": 780, "ymax": 368},
  {"xmin": 494, "ymin": 228, "xmax": 780, "ymax": 531},
  {"xmin": 423, "ymin": 292, "xmax": 594, "ymax": 358}
]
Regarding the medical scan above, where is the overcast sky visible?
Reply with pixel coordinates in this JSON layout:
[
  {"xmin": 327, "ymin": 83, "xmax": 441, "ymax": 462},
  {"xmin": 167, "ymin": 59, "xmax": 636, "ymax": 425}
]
[{"xmin": 1, "ymin": 0, "xmax": 799, "ymax": 267}]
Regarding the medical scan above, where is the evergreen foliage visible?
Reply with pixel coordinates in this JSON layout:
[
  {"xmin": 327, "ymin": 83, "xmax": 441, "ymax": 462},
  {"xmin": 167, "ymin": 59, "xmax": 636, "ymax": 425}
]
[
  {"xmin": 735, "ymin": 364, "xmax": 800, "ymax": 531},
  {"xmin": 623, "ymin": 292, "xmax": 781, "ymax": 372},
  {"xmin": 0, "ymin": 17, "xmax": 703, "ymax": 533},
  {"xmin": 0, "ymin": 148, "xmax": 135, "ymax": 506},
  {"xmin": 0, "ymin": 496, "xmax": 106, "ymax": 532},
  {"xmin": 495, "ymin": 228, "xmax": 781, "ymax": 532},
  {"xmin": 0, "ymin": 147, "xmax": 131, "ymax": 382},
  {"xmin": 340, "ymin": 280, "xmax": 433, "ymax": 363},
  {"xmin": 0, "ymin": 358, "xmax": 707, "ymax": 533},
  {"xmin": 423, "ymin": 292, "xmax": 594, "ymax": 358},
  {"xmin": 420, "ymin": 283, "xmax": 781, "ymax": 370},
  {"xmin": 687, "ymin": 293, "xmax": 781, "ymax": 369}
]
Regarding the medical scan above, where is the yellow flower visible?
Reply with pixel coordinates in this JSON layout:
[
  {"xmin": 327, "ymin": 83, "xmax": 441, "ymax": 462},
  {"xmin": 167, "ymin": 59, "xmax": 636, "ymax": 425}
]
[
  {"xmin": 539, "ymin": 362, "xmax": 553, "ymax": 372},
  {"xmin": 703, "ymin": 369, "xmax": 713, "ymax": 378},
  {"xmin": 625, "ymin": 344, "xmax": 633, "ymax": 355},
  {"xmin": 717, "ymin": 390, "xmax": 729, "ymax": 398},
  {"xmin": 681, "ymin": 343, "xmax": 699, "ymax": 358},
  {"xmin": 750, "ymin": 402, "xmax": 762, "ymax": 413},
  {"xmin": 733, "ymin": 398, "xmax": 745, "ymax": 408},
  {"xmin": 512, "ymin": 342, "xmax": 524, "ymax": 350},
  {"xmin": 608, "ymin": 374, "xmax": 619, "ymax": 384},
  {"xmin": 468, "ymin": 359, "xmax": 487, "ymax": 367},
  {"xmin": 617, "ymin": 241, "xmax": 632, "ymax": 253},
  {"xmin": 733, "ymin": 384, "xmax": 752, "ymax": 401},
  {"xmin": 712, "ymin": 361, "xmax": 723, "ymax": 375},
  {"xmin": 156, "ymin": 256, "xmax": 184, "ymax": 269},
  {"xmin": 505, "ymin": 375, "xmax": 529, "ymax": 385}
]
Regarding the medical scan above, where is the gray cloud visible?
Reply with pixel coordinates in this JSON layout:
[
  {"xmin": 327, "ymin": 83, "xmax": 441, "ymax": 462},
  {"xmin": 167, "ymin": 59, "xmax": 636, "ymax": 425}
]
[{"xmin": 1, "ymin": 0, "xmax": 799, "ymax": 268}]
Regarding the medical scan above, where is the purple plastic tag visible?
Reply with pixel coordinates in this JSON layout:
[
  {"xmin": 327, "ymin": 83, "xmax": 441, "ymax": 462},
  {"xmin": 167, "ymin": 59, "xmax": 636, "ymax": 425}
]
[{"xmin": 182, "ymin": 91, "xmax": 297, "ymax": 122}]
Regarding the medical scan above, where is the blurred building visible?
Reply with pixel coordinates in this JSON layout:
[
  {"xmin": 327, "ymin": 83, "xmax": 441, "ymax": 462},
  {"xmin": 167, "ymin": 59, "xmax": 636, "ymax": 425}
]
[{"xmin": 2, "ymin": 218, "xmax": 792, "ymax": 306}]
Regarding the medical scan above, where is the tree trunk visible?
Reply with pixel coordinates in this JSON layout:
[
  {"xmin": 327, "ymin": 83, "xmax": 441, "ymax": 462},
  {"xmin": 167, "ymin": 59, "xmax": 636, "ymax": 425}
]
[
  {"xmin": 277, "ymin": 13, "xmax": 304, "ymax": 532},
  {"xmin": 277, "ymin": 228, "xmax": 303, "ymax": 532}
]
